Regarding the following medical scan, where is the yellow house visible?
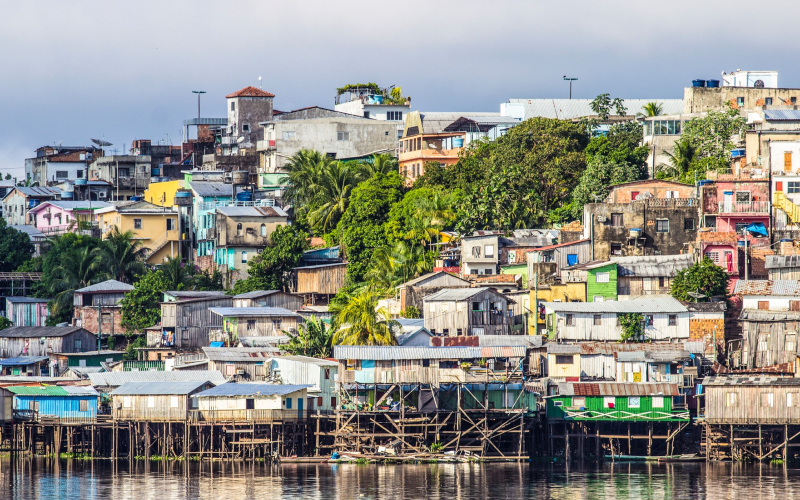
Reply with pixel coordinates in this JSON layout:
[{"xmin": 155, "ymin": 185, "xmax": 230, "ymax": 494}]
[
  {"xmin": 95, "ymin": 201, "xmax": 181, "ymax": 264},
  {"xmin": 530, "ymin": 283, "xmax": 586, "ymax": 335},
  {"xmin": 142, "ymin": 180, "xmax": 183, "ymax": 207}
]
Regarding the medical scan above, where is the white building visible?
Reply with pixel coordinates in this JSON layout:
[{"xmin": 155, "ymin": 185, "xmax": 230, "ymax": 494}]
[
  {"xmin": 334, "ymin": 86, "xmax": 411, "ymax": 140},
  {"xmin": 722, "ymin": 70, "xmax": 778, "ymax": 89},
  {"xmin": 735, "ymin": 280, "xmax": 800, "ymax": 311},
  {"xmin": 269, "ymin": 355, "xmax": 338, "ymax": 412}
]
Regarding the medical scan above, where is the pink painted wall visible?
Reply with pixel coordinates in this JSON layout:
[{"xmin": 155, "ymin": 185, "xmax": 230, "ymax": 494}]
[
  {"xmin": 29, "ymin": 205, "xmax": 96, "ymax": 234},
  {"xmin": 716, "ymin": 215, "xmax": 770, "ymax": 234},
  {"xmin": 701, "ymin": 243, "xmax": 738, "ymax": 275}
]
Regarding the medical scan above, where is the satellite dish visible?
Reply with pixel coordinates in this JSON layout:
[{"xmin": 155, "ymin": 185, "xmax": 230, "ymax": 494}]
[
  {"xmin": 237, "ymin": 136, "xmax": 245, "ymax": 143},
  {"xmin": 91, "ymin": 138, "xmax": 112, "ymax": 147},
  {"xmin": 56, "ymin": 140, "xmax": 63, "ymax": 147}
]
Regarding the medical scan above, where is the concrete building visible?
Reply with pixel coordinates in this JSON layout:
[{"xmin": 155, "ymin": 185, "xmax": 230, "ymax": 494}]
[
  {"xmin": 684, "ymin": 82, "xmax": 800, "ymax": 114},
  {"xmin": 25, "ymin": 146, "xmax": 102, "ymax": 186},
  {"xmin": 2, "ymin": 187, "xmax": 61, "ymax": 226},
  {"xmin": 89, "ymin": 155, "xmax": 152, "ymax": 201},
  {"xmin": 257, "ymin": 107, "xmax": 397, "ymax": 175},
  {"xmin": 73, "ymin": 280, "xmax": 134, "ymax": 337},
  {"xmin": 501, "ymin": 98, "xmax": 684, "ymax": 123},
  {"xmin": 95, "ymin": 201, "xmax": 181, "ymax": 264},
  {"xmin": 27, "ymin": 200, "xmax": 111, "ymax": 236},
  {"xmin": 221, "ymin": 86, "xmax": 275, "ymax": 156},
  {"xmin": 722, "ymin": 70, "xmax": 779, "ymax": 88},
  {"xmin": 642, "ymin": 112, "xmax": 706, "ymax": 175},
  {"xmin": 745, "ymin": 108, "xmax": 800, "ymax": 171},
  {"xmin": 334, "ymin": 85, "xmax": 410, "ymax": 140}
]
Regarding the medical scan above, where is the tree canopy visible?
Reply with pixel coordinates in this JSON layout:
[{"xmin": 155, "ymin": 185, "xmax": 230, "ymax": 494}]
[
  {"xmin": 230, "ymin": 224, "xmax": 310, "ymax": 295},
  {"xmin": 670, "ymin": 258, "xmax": 730, "ymax": 303},
  {"xmin": 120, "ymin": 270, "xmax": 171, "ymax": 333},
  {"xmin": 0, "ymin": 219, "xmax": 34, "ymax": 272}
]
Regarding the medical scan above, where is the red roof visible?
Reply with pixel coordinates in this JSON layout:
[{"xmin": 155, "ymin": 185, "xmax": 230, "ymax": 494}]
[
  {"xmin": 226, "ymin": 86, "xmax": 275, "ymax": 98},
  {"xmin": 532, "ymin": 239, "xmax": 590, "ymax": 252}
]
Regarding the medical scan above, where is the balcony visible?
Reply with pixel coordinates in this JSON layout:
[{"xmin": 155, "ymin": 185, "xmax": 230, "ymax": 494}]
[
  {"xmin": 645, "ymin": 198, "xmax": 697, "ymax": 208},
  {"xmin": 718, "ymin": 201, "xmax": 770, "ymax": 214},
  {"xmin": 708, "ymin": 168, "xmax": 767, "ymax": 181},
  {"xmin": 256, "ymin": 139, "xmax": 276, "ymax": 151}
]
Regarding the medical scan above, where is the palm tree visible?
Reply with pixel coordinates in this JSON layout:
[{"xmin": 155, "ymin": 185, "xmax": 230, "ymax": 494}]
[
  {"xmin": 640, "ymin": 102, "xmax": 664, "ymax": 118},
  {"xmin": 159, "ymin": 255, "xmax": 190, "ymax": 291},
  {"xmin": 332, "ymin": 288, "xmax": 398, "ymax": 346},
  {"xmin": 416, "ymin": 191, "xmax": 456, "ymax": 229},
  {"xmin": 284, "ymin": 316, "xmax": 334, "ymax": 358},
  {"xmin": 366, "ymin": 242, "xmax": 430, "ymax": 293},
  {"xmin": 360, "ymin": 153, "xmax": 398, "ymax": 177},
  {"xmin": 101, "ymin": 226, "xmax": 148, "ymax": 283},
  {"xmin": 48, "ymin": 245, "xmax": 107, "ymax": 319},
  {"xmin": 281, "ymin": 149, "xmax": 331, "ymax": 207},
  {"xmin": 658, "ymin": 139, "xmax": 697, "ymax": 181},
  {"xmin": 307, "ymin": 161, "xmax": 362, "ymax": 232}
]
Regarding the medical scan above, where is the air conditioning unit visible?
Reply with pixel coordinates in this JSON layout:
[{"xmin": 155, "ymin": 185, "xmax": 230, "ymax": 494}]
[
  {"xmin": 98, "ymin": 192, "xmax": 107, "ymax": 198},
  {"xmin": 597, "ymin": 215, "xmax": 608, "ymax": 223}
]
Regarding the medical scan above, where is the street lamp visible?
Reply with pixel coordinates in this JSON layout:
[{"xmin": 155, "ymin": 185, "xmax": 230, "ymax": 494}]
[
  {"xmin": 192, "ymin": 90, "xmax": 206, "ymax": 119},
  {"xmin": 563, "ymin": 76, "xmax": 578, "ymax": 99}
]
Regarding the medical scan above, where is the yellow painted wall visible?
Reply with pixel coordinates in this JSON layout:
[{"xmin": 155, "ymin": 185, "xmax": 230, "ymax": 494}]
[
  {"xmin": 546, "ymin": 353, "xmax": 581, "ymax": 379},
  {"xmin": 98, "ymin": 210, "xmax": 181, "ymax": 264},
  {"xmin": 143, "ymin": 180, "xmax": 182, "ymax": 207},
  {"xmin": 529, "ymin": 283, "xmax": 586, "ymax": 334}
]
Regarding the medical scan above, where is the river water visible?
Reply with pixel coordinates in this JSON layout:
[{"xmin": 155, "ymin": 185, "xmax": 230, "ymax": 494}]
[{"xmin": 4, "ymin": 458, "xmax": 800, "ymax": 499}]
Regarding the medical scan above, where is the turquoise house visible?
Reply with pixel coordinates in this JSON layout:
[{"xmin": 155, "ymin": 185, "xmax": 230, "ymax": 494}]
[
  {"xmin": 190, "ymin": 181, "xmax": 233, "ymax": 259},
  {"xmin": 9, "ymin": 385, "xmax": 99, "ymax": 421}
]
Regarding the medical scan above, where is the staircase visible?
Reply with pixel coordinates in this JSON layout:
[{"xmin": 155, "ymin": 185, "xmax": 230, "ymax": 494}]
[
  {"xmin": 146, "ymin": 232, "xmax": 176, "ymax": 259},
  {"xmin": 774, "ymin": 191, "xmax": 800, "ymax": 225}
]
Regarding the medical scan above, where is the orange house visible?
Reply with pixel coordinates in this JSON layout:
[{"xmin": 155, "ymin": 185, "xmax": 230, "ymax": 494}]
[
  {"xmin": 399, "ymin": 132, "xmax": 464, "ymax": 186},
  {"xmin": 605, "ymin": 180, "xmax": 696, "ymax": 203}
]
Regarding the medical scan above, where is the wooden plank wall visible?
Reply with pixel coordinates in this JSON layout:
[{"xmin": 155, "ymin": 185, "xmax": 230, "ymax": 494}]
[{"xmin": 296, "ymin": 265, "xmax": 347, "ymax": 295}]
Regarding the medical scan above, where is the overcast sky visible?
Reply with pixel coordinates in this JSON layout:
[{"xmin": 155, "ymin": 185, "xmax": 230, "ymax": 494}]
[{"xmin": 0, "ymin": 0, "xmax": 796, "ymax": 175}]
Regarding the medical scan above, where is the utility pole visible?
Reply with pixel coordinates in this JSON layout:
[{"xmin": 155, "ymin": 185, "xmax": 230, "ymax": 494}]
[
  {"xmin": 192, "ymin": 90, "xmax": 206, "ymax": 120},
  {"xmin": 96, "ymin": 304, "xmax": 102, "ymax": 352},
  {"xmin": 563, "ymin": 76, "xmax": 578, "ymax": 99}
]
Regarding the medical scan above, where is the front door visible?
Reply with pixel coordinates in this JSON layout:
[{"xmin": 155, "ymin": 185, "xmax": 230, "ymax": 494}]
[
  {"xmin": 723, "ymin": 191, "xmax": 733, "ymax": 212},
  {"xmin": 724, "ymin": 251, "xmax": 733, "ymax": 272},
  {"xmin": 297, "ymin": 397, "xmax": 304, "ymax": 418}
]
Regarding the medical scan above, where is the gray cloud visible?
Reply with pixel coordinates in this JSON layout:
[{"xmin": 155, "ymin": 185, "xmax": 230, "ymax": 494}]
[{"xmin": 0, "ymin": 0, "xmax": 796, "ymax": 172}]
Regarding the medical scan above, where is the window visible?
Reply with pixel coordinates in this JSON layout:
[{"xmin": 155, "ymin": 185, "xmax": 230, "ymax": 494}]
[
  {"xmin": 735, "ymin": 191, "xmax": 751, "ymax": 203},
  {"xmin": 628, "ymin": 397, "xmax": 641, "ymax": 408},
  {"xmin": 472, "ymin": 327, "xmax": 484, "ymax": 335},
  {"xmin": 331, "ymin": 397, "xmax": 337, "ymax": 408},
  {"xmin": 471, "ymin": 246, "xmax": 481, "ymax": 258},
  {"xmin": 786, "ymin": 152, "xmax": 794, "ymax": 172},
  {"xmin": 260, "ymin": 224, "xmax": 266, "ymax": 236},
  {"xmin": 726, "ymin": 392, "xmax": 738, "ymax": 407},
  {"xmin": 282, "ymin": 131, "xmax": 296, "ymax": 140},
  {"xmin": 596, "ymin": 272, "xmax": 610, "ymax": 283},
  {"xmin": 758, "ymin": 333, "xmax": 770, "ymax": 352},
  {"xmin": 786, "ymin": 334, "xmax": 797, "ymax": 353},
  {"xmin": 272, "ymin": 319, "xmax": 282, "ymax": 331},
  {"xmin": 765, "ymin": 97, "xmax": 773, "ymax": 105},
  {"xmin": 387, "ymin": 111, "xmax": 403, "ymax": 121},
  {"xmin": 734, "ymin": 222, "xmax": 748, "ymax": 233},
  {"xmin": 147, "ymin": 396, "xmax": 155, "ymax": 408},
  {"xmin": 133, "ymin": 219, "xmax": 142, "ymax": 230},
  {"xmin": 170, "ymin": 396, "xmax": 179, "ymax": 408},
  {"xmin": 247, "ymin": 320, "xmax": 255, "ymax": 331},
  {"xmin": 363, "ymin": 111, "xmax": 370, "ymax": 118},
  {"xmin": 77, "ymin": 170, "xmax": 83, "ymax": 178},
  {"xmin": 242, "ymin": 123, "xmax": 250, "ymax": 133},
  {"xmin": 737, "ymin": 97, "xmax": 745, "ymax": 106},
  {"xmin": 761, "ymin": 393, "xmax": 774, "ymax": 407},
  {"xmin": 652, "ymin": 396, "xmax": 664, "ymax": 408},
  {"xmin": 593, "ymin": 314, "xmax": 602, "ymax": 326},
  {"xmin": 472, "ymin": 301, "xmax": 481, "ymax": 311},
  {"xmin": 226, "ymin": 363, "xmax": 235, "ymax": 376},
  {"xmin": 789, "ymin": 182, "xmax": 800, "ymax": 194},
  {"xmin": 231, "ymin": 101, "xmax": 235, "ymax": 111},
  {"xmin": 611, "ymin": 213, "xmax": 623, "ymax": 227},
  {"xmin": 166, "ymin": 218, "xmax": 175, "ymax": 231},
  {"xmin": 484, "ymin": 245, "xmax": 494, "ymax": 257},
  {"xmin": 758, "ymin": 300, "xmax": 769, "ymax": 310},
  {"xmin": 684, "ymin": 218, "xmax": 695, "ymax": 230},
  {"xmin": 123, "ymin": 396, "xmax": 132, "ymax": 408},
  {"xmin": 324, "ymin": 368, "xmax": 330, "ymax": 380},
  {"xmin": 456, "ymin": 328, "xmax": 463, "ymax": 336},
  {"xmin": 565, "ymin": 314, "xmax": 574, "ymax": 326},
  {"xmin": 650, "ymin": 120, "xmax": 682, "ymax": 136},
  {"xmin": 573, "ymin": 397, "xmax": 586, "ymax": 408},
  {"xmin": 610, "ymin": 244, "xmax": 622, "ymax": 256},
  {"xmin": 56, "ymin": 171, "xmax": 68, "ymax": 179},
  {"xmin": 656, "ymin": 219, "xmax": 669, "ymax": 233},
  {"xmin": 75, "ymin": 340, "xmax": 82, "ymax": 350},
  {"xmin": 337, "ymin": 131, "xmax": 350, "ymax": 141},
  {"xmin": 644, "ymin": 315, "xmax": 654, "ymax": 326},
  {"xmin": 285, "ymin": 398, "xmax": 292, "ymax": 409},
  {"xmin": 555, "ymin": 355, "xmax": 573, "ymax": 365},
  {"xmin": 79, "ymin": 399, "xmax": 89, "ymax": 412},
  {"xmin": 604, "ymin": 397, "xmax": 615, "ymax": 409},
  {"xmin": 119, "ymin": 168, "xmax": 130, "ymax": 178},
  {"xmin": 241, "ymin": 251, "xmax": 247, "ymax": 263}
]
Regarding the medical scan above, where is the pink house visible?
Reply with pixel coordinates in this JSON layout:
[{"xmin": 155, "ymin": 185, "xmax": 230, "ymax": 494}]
[{"xmin": 27, "ymin": 200, "xmax": 111, "ymax": 236}]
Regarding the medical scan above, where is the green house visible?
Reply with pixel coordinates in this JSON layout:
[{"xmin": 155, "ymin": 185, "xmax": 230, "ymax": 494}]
[
  {"xmin": 586, "ymin": 262, "xmax": 617, "ymax": 302},
  {"xmin": 546, "ymin": 382, "xmax": 689, "ymax": 422}
]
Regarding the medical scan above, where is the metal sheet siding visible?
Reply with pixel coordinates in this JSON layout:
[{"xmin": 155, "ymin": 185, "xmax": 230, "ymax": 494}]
[
  {"xmin": 14, "ymin": 395, "xmax": 98, "ymax": 418},
  {"xmin": 579, "ymin": 354, "xmax": 615, "ymax": 379}
]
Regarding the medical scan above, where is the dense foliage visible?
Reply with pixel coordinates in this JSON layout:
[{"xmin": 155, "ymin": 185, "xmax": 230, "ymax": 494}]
[
  {"xmin": 284, "ymin": 316, "xmax": 334, "ymax": 358},
  {"xmin": 120, "ymin": 270, "xmax": 171, "ymax": 333},
  {"xmin": 618, "ymin": 313, "xmax": 646, "ymax": 343},
  {"xmin": 331, "ymin": 287, "xmax": 398, "ymax": 346},
  {"xmin": 230, "ymin": 224, "xmax": 310, "ymax": 295},
  {"xmin": 670, "ymin": 258, "xmax": 730, "ymax": 302},
  {"xmin": 0, "ymin": 219, "xmax": 34, "ymax": 272}
]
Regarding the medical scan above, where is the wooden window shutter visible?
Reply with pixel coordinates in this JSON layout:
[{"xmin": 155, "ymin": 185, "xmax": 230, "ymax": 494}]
[
  {"xmin": 791, "ymin": 301, "xmax": 800, "ymax": 312},
  {"xmin": 758, "ymin": 301, "xmax": 770, "ymax": 310},
  {"xmin": 786, "ymin": 152, "xmax": 793, "ymax": 172}
]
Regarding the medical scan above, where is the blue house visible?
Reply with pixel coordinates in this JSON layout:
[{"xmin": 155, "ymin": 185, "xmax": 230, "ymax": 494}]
[
  {"xmin": 8, "ymin": 385, "xmax": 99, "ymax": 421},
  {"xmin": 190, "ymin": 181, "xmax": 233, "ymax": 260}
]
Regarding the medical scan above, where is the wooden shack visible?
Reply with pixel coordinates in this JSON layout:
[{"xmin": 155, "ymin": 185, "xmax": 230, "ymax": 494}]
[
  {"xmin": 396, "ymin": 271, "xmax": 471, "ymax": 312},
  {"xmin": 0, "ymin": 356, "xmax": 51, "ymax": 376},
  {"xmin": 110, "ymin": 380, "xmax": 215, "ymax": 421},
  {"xmin": 209, "ymin": 307, "xmax": 301, "ymax": 344},
  {"xmin": 737, "ymin": 310, "xmax": 800, "ymax": 369},
  {"xmin": 88, "ymin": 370, "xmax": 226, "ymax": 395},
  {"xmin": 293, "ymin": 262, "xmax": 347, "ymax": 305},
  {"xmin": 423, "ymin": 287, "xmax": 514, "ymax": 336},
  {"xmin": 157, "ymin": 295, "xmax": 233, "ymax": 349},
  {"xmin": 73, "ymin": 279, "xmax": 134, "ymax": 336},
  {"xmin": 703, "ymin": 376, "xmax": 800, "ymax": 425},
  {"xmin": 194, "ymin": 383, "xmax": 310, "ymax": 422},
  {"xmin": 546, "ymin": 382, "xmax": 688, "ymax": 422},
  {"xmin": 5, "ymin": 297, "xmax": 49, "ymax": 327},
  {"xmin": 9, "ymin": 385, "xmax": 99, "ymax": 422},
  {"xmin": 0, "ymin": 326, "xmax": 97, "ymax": 358},
  {"xmin": 270, "ymin": 355, "xmax": 339, "ymax": 412},
  {"xmin": 202, "ymin": 347, "xmax": 281, "ymax": 380},
  {"xmin": 232, "ymin": 290, "xmax": 304, "ymax": 310}
]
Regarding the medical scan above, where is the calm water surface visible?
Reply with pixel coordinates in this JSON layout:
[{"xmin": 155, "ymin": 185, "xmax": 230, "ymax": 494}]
[{"xmin": 3, "ymin": 458, "xmax": 800, "ymax": 499}]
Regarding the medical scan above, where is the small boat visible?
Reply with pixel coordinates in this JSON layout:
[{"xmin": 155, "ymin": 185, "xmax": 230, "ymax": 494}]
[
  {"xmin": 658, "ymin": 454, "xmax": 704, "ymax": 463},
  {"xmin": 605, "ymin": 455, "xmax": 660, "ymax": 462}
]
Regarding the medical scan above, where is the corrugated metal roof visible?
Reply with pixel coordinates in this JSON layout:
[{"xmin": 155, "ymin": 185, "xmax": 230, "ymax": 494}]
[
  {"xmin": 0, "ymin": 326, "xmax": 86, "ymax": 338},
  {"xmin": 294, "ymin": 262, "xmax": 347, "ymax": 270},
  {"xmin": 216, "ymin": 206, "xmax": 287, "ymax": 217},
  {"xmin": 734, "ymin": 279, "xmax": 800, "ymax": 296},
  {"xmin": 764, "ymin": 109, "xmax": 800, "ymax": 121},
  {"xmin": 14, "ymin": 187, "xmax": 61, "ymax": 197},
  {"xmin": 703, "ymin": 376, "xmax": 800, "ymax": 386},
  {"xmin": 423, "ymin": 287, "xmax": 494, "ymax": 302},
  {"xmin": 544, "ymin": 297, "xmax": 687, "ymax": 314},
  {"xmin": 765, "ymin": 255, "xmax": 800, "ymax": 269},
  {"xmin": 0, "ymin": 356, "xmax": 50, "ymax": 366},
  {"xmin": 547, "ymin": 344, "xmax": 581, "ymax": 354},
  {"xmin": 30, "ymin": 200, "xmax": 112, "ymax": 211},
  {"xmin": 530, "ymin": 239, "xmax": 590, "ymax": 253},
  {"xmin": 165, "ymin": 291, "xmax": 227, "ymax": 299},
  {"xmin": 6, "ymin": 385, "xmax": 98, "ymax": 396},
  {"xmin": 202, "ymin": 347, "xmax": 281, "ymax": 362},
  {"xmin": 475, "ymin": 335, "xmax": 542, "ymax": 348},
  {"xmin": 209, "ymin": 307, "xmax": 301, "ymax": 318},
  {"xmin": 5, "ymin": 297, "xmax": 49, "ymax": 303},
  {"xmin": 75, "ymin": 279, "xmax": 134, "ymax": 294},
  {"xmin": 233, "ymin": 290, "xmax": 281, "ymax": 299},
  {"xmin": 646, "ymin": 350, "xmax": 690, "ymax": 362},
  {"xmin": 557, "ymin": 382, "xmax": 680, "ymax": 397},
  {"xmin": 684, "ymin": 302, "xmax": 727, "ymax": 313},
  {"xmin": 416, "ymin": 112, "xmax": 507, "ymax": 134},
  {"xmin": 611, "ymin": 254, "xmax": 694, "ymax": 277},
  {"xmin": 189, "ymin": 181, "xmax": 232, "ymax": 198},
  {"xmin": 683, "ymin": 341, "xmax": 705, "ymax": 354},
  {"xmin": 333, "ymin": 345, "xmax": 526, "ymax": 360},
  {"xmin": 238, "ymin": 336, "xmax": 291, "ymax": 347},
  {"xmin": 196, "ymin": 383, "xmax": 311, "ymax": 397},
  {"xmin": 111, "ymin": 381, "xmax": 211, "ymax": 395},
  {"xmin": 508, "ymin": 99, "xmax": 684, "ymax": 121},
  {"xmin": 9, "ymin": 225, "xmax": 45, "ymax": 239},
  {"xmin": 401, "ymin": 271, "xmax": 470, "ymax": 288},
  {"xmin": 738, "ymin": 309, "xmax": 800, "ymax": 322},
  {"xmin": 273, "ymin": 355, "xmax": 338, "ymax": 367},
  {"xmin": 88, "ymin": 370, "xmax": 226, "ymax": 387},
  {"xmin": 616, "ymin": 351, "xmax": 646, "ymax": 362}
]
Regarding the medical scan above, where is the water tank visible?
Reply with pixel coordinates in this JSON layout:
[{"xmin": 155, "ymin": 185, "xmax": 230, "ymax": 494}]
[
  {"xmin": 75, "ymin": 178, "xmax": 88, "ymax": 186},
  {"xmin": 629, "ymin": 228, "xmax": 642, "ymax": 238},
  {"xmin": 131, "ymin": 196, "xmax": 143, "ymax": 202},
  {"xmin": 231, "ymin": 170, "xmax": 249, "ymax": 185},
  {"xmin": 174, "ymin": 191, "xmax": 192, "ymax": 206},
  {"xmin": 692, "ymin": 79, "xmax": 706, "ymax": 88},
  {"xmin": 453, "ymin": 137, "xmax": 464, "ymax": 148},
  {"xmin": 61, "ymin": 191, "xmax": 74, "ymax": 199},
  {"xmin": 730, "ymin": 148, "xmax": 746, "ymax": 158},
  {"xmin": 236, "ymin": 191, "xmax": 253, "ymax": 202},
  {"xmin": 706, "ymin": 79, "xmax": 720, "ymax": 88}
]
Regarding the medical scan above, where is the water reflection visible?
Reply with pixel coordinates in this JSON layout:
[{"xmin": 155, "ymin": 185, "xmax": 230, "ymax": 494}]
[{"xmin": 5, "ymin": 458, "xmax": 800, "ymax": 499}]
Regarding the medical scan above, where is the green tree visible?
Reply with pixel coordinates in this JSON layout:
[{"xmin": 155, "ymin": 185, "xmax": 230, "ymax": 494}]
[
  {"xmin": 569, "ymin": 160, "xmax": 645, "ymax": 219},
  {"xmin": 670, "ymin": 258, "xmax": 730, "ymax": 303},
  {"xmin": 680, "ymin": 107, "xmax": 746, "ymax": 172},
  {"xmin": 0, "ymin": 219, "xmax": 34, "ymax": 272},
  {"xmin": 101, "ymin": 226, "xmax": 148, "ymax": 283},
  {"xmin": 640, "ymin": 102, "xmax": 664, "ymax": 117},
  {"xmin": 120, "ymin": 270, "xmax": 171, "ymax": 333},
  {"xmin": 656, "ymin": 138, "xmax": 698, "ymax": 183},
  {"xmin": 618, "ymin": 313, "xmax": 646, "ymax": 343},
  {"xmin": 47, "ymin": 245, "xmax": 107, "ymax": 325},
  {"xmin": 123, "ymin": 336, "xmax": 146, "ymax": 360},
  {"xmin": 338, "ymin": 172, "xmax": 404, "ymax": 283},
  {"xmin": 360, "ymin": 153, "xmax": 399, "ymax": 178},
  {"xmin": 281, "ymin": 149, "xmax": 332, "ymax": 209},
  {"xmin": 159, "ymin": 256, "xmax": 190, "ymax": 291},
  {"xmin": 412, "ymin": 161, "xmax": 453, "ymax": 189},
  {"xmin": 585, "ymin": 121, "xmax": 649, "ymax": 170},
  {"xmin": 283, "ymin": 316, "xmax": 334, "ymax": 358},
  {"xmin": 307, "ymin": 160, "xmax": 363, "ymax": 232},
  {"xmin": 365, "ymin": 241, "xmax": 430, "ymax": 295},
  {"xmin": 229, "ymin": 224, "xmax": 310, "ymax": 294},
  {"xmin": 331, "ymin": 287, "xmax": 398, "ymax": 346},
  {"xmin": 589, "ymin": 93, "xmax": 627, "ymax": 122},
  {"xmin": 4, "ymin": 173, "xmax": 11, "ymax": 180}
]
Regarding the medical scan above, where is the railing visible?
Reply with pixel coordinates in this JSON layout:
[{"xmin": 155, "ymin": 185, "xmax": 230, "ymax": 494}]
[
  {"xmin": 188, "ymin": 409, "xmax": 303, "ymax": 423},
  {"xmin": 198, "ymin": 199, "xmax": 278, "ymax": 212},
  {"xmin": 651, "ymin": 373, "xmax": 685, "ymax": 384},
  {"xmin": 617, "ymin": 287, "xmax": 671, "ymax": 296},
  {"xmin": 174, "ymin": 353, "xmax": 205, "ymax": 367},
  {"xmin": 124, "ymin": 360, "xmax": 165, "ymax": 371},
  {"xmin": 645, "ymin": 198, "xmax": 697, "ymax": 208},
  {"xmin": 718, "ymin": 201, "xmax": 770, "ymax": 214},
  {"xmin": 708, "ymin": 168, "xmax": 767, "ymax": 181}
]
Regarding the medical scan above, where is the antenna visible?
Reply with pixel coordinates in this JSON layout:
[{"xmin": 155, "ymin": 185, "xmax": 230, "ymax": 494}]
[{"xmin": 258, "ymin": 76, "xmax": 262, "ymax": 89}]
